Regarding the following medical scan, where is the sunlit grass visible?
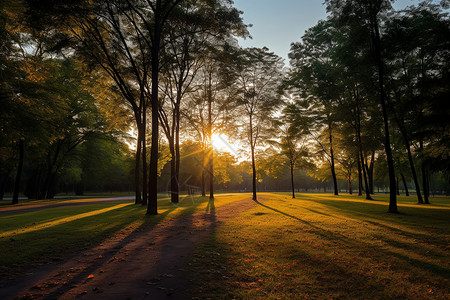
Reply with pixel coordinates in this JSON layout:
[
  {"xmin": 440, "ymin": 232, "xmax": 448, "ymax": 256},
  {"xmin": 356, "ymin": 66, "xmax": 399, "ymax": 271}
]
[
  {"xmin": 0, "ymin": 195, "xmax": 213, "ymax": 275},
  {"xmin": 189, "ymin": 192, "xmax": 450, "ymax": 299},
  {"xmin": 0, "ymin": 203, "xmax": 132, "ymax": 239},
  {"xmin": 1, "ymin": 192, "xmax": 448, "ymax": 298}
]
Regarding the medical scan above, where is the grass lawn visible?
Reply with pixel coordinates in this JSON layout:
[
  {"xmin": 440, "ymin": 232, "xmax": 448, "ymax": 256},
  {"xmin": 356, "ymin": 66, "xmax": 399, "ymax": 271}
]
[
  {"xmin": 0, "ymin": 192, "xmax": 135, "ymax": 207},
  {"xmin": 0, "ymin": 195, "xmax": 213, "ymax": 276},
  {"xmin": 189, "ymin": 193, "xmax": 450, "ymax": 299},
  {"xmin": 0, "ymin": 192, "xmax": 448, "ymax": 299}
]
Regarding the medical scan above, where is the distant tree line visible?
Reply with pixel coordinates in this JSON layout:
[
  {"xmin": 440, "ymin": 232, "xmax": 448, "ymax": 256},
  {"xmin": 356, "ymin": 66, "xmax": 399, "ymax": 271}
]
[{"xmin": 285, "ymin": 0, "xmax": 449, "ymax": 212}]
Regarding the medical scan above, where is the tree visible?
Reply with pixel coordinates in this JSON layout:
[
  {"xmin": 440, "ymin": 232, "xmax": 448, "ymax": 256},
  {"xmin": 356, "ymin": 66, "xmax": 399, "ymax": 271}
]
[
  {"xmin": 383, "ymin": 2, "xmax": 450, "ymax": 204},
  {"xmin": 287, "ymin": 20, "xmax": 342, "ymax": 196},
  {"xmin": 159, "ymin": 0, "xmax": 246, "ymax": 203},
  {"xmin": 326, "ymin": 0, "xmax": 398, "ymax": 212},
  {"xmin": 276, "ymin": 106, "xmax": 311, "ymax": 198},
  {"xmin": 234, "ymin": 47, "xmax": 284, "ymax": 201},
  {"xmin": 182, "ymin": 41, "xmax": 244, "ymax": 199},
  {"xmin": 24, "ymin": 0, "xmax": 191, "ymax": 214}
]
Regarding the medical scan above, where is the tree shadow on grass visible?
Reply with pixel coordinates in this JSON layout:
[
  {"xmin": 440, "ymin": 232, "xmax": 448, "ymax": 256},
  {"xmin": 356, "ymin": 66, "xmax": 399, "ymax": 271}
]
[
  {"xmin": 4, "ymin": 197, "xmax": 215, "ymax": 299},
  {"xmin": 253, "ymin": 199, "xmax": 450, "ymax": 279},
  {"xmin": 39, "ymin": 197, "xmax": 217, "ymax": 300}
]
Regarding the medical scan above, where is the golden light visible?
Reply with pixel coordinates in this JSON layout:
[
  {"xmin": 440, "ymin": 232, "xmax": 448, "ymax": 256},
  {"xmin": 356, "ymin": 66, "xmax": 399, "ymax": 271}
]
[{"xmin": 211, "ymin": 134, "xmax": 238, "ymax": 156}]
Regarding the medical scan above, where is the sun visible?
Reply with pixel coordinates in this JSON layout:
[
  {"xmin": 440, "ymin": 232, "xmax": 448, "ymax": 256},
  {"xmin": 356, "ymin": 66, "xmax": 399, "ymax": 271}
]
[{"xmin": 211, "ymin": 134, "xmax": 238, "ymax": 156}]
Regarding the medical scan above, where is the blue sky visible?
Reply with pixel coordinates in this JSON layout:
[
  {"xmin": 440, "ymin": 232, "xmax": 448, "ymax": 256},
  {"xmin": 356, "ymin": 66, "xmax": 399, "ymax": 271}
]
[{"xmin": 232, "ymin": 0, "xmax": 427, "ymax": 63}]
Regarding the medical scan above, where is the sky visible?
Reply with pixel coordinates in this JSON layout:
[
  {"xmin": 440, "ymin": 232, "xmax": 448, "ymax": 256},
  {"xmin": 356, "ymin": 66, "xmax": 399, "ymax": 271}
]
[{"xmin": 232, "ymin": 0, "xmax": 428, "ymax": 63}]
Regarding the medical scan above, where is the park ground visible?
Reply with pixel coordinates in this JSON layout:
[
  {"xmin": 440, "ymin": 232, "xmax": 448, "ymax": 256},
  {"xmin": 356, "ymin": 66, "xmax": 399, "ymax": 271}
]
[{"xmin": 0, "ymin": 192, "xmax": 449, "ymax": 299}]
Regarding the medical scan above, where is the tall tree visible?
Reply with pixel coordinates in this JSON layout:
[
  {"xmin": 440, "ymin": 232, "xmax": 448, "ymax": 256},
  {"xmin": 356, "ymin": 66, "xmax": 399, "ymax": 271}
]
[
  {"xmin": 287, "ymin": 20, "xmax": 342, "ymax": 196},
  {"xmin": 271, "ymin": 117, "xmax": 310, "ymax": 199},
  {"xmin": 383, "ymin": 2, "xmax": 450, "ymax": 204},
  {"xmin": 234, "ymin": 47, "xmax": 284, "ymax": 201},
  {"xmin": 159, "ymin": 0, "xmax": 246, "ymax": 203},
  {"xmin": 326, "ymin": 0, "xmax": 398, "ymax": 212},
  {"xmin": 183, "ymin": 48, "xmax": 241, "ymax": 200}
]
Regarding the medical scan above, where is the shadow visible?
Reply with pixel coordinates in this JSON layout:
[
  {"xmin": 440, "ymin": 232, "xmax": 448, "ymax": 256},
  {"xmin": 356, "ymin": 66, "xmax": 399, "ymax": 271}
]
[
  {"xmin": 36, "ymin": 196, "xmax": 217, "ymax": 300},
  {"xmin": 252, "ymin": 199, "xmax": 449, "ymax": 278},
  {"xmin": 206, "ymin": 198, "xmax": 216, "ymax": 214},
  {"xmin": 38, "ymin": 206, "xmax": 178, "ymax": 299}
]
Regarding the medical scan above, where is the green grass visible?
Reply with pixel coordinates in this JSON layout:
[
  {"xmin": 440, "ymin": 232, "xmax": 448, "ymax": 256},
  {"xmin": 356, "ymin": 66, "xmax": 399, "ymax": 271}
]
[
  {"xmin": 0, "ymin": 192, "xmax": 135, "ymax": 207},
  {"xmin": 1, "ymin": 192, "xmax": 449, "ymax": 299},
  {"xmin": 0, "ymin": 195, "xmax": 212, "ymax": 276},
  {"xmin": 189, "ymin": 193, "xmax": 450, "ymax": 299}
]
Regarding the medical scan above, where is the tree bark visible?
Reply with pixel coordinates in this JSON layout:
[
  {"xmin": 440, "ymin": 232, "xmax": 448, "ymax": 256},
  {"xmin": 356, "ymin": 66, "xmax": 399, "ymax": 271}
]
[
  {"xmin": 356, "ymin": 103, "xmax": 373, "ymax": 200},
  {"xmin": 360, "ymin": 150, "xmax": 373, "ymax": 200},
  {"xmin": 368, "ymin": 151, "xmax": 375, "ymax": 194},
  {"xmin": 208, "ymin": 94, "xmax": 214, "ymax": 200},
  {"xmin": 370, "ymin": 8, "xmax": 397, "ymax": 212},
  {"xmin": 328, "ymin": 123, "xmax": 338, "ymax": 195},
  {"xmin": 147, "ymin": 1, "xmax": 162, "ymax": 215},
  {"xmin": 12, "ymin": 139, "xmax": 24, "ymax": 205},
  {"xmin": 397, "ymin": 122, "xmax": 423, "ymax": 203},
  {"xmin": 348, "ymin": 169, "xmax": 353, "ymax": 195},
  {"xmin": 142, "ymin": 112, "xmax": 148, "ymax": 206},
  {"xmin": 201, "ymin": 146, "xmax": 206, "ymax": 197},
  {"xmin": 40, "ymin": 140, "xmax": 62, "ymax": 200},
  {"xmin": 401, "ymin": 172, "xmax": 409, "ymax": 196},
  {"xmin": 135, "ymin": 125, "xmax": 142, "ymax": 204},
  {"xmin": 421, "ymin": 161, "xmax": 430, "ymax": 204},
  {"xmin": 250, "ymin": 114, "xmax": 257, "ymax": 201},
  {"xmin": 174, "ymin": 104, "xmax": 181, "ymax": 203},
  {"xmin": 169, "ymin": 140, "xmax": 178, "ymax": 203},
  {"xmin": 419, "ymin": 140, "xmax": 430, "ymax": 204},
  {"xmin": 357, "ymin": 158, "xmax": 363, "ymax": 196},
  {"xmin": 290, "ymin": 162, "xmax": 295, "ymax": 198}
]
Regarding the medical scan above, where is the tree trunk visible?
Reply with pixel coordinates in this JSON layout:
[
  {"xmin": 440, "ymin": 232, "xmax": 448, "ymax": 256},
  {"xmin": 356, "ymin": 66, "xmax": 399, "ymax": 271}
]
[
  {"xmin": 209, "ymin": 148, "xmax": 214, "ymax": 200},
  {"xmin": 208, "ymin": 95, "xmax": 214, "ymax": 200},
  {"xmin": 174, "ymin": 104, "xmax": 181, "ymax": 203},
  {"xmin": 348, "ymin": 169, "xmax": 353, "ymax": 195},
  {"xmin": 147, "ymin": 3, "xmax": 161, "ymax": 215},
  {"xmin": 135, "ymin": 125, "xmax": 142, "ymax": 204},
  {"xmin": 421, "ymin": 161, "xmax": 430, "ymax": 204},
  {"xmin": 290, "ymin": 162, "xmax": 295, "ymax": 198},
  {"xmin": 328, "ymin": 123, "xmax": 338, "ymax": 196},
  {"xmin": 419, "ymin": 140, "xmax": 430, "ymax": 204},
  {"xmin": 356, "ymin": 104, "xmax": 372, "ymax": 200},
  {"xmin": 396, "ymin": 177, "xmax": 400, "ymax": 195},
  {"xmin": 12, "ymin": 139, "xmax": 24, "ymax": 205},
  {"xmin": 250, "ymin": 114, "xmax": 257, "ymax": 201},
  {"xmin": 371, "ymin": 11, "xmax": 397, "ymax": 213},
  {"xmin": 142, "ymin": 114, "xmax": 148, "ymax": 206},
  {"xmin": 169, "ymin": 142, "xmax": 178, "ymax": 204},
  {"xmin": 401, "ymin": 172, "xmax": 409, "ymax": 196},
  {"xmin": 400, "ymin": 127, "xmax": 423, "ymax": 203},
  {"xmin": 40, "ymin": 140, "xmax": 62, "ymax": 200},
  {"xmin": 201, "ymin": 147, "xmax": 206, "ymax": 197},
  {"xmin": 360, "ymin": 150, "xmax": 373, "ymax": 200},
  {"xmin": 368, "ymin": 151, "xmax": 375, "ymax": 194},
  {"xmin": 251, "ymin": 144, "xmax": 257, "ymax": 200},
  {"xmin": 357, "ymin": 158, "xmax": 363, "ymax": 196}
]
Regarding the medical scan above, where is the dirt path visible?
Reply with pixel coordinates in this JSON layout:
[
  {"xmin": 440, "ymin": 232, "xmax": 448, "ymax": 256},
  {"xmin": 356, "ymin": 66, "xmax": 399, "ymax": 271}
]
[{"xmin": 1, "ymin": 197, "xmax": 258, "ymax": 300}]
